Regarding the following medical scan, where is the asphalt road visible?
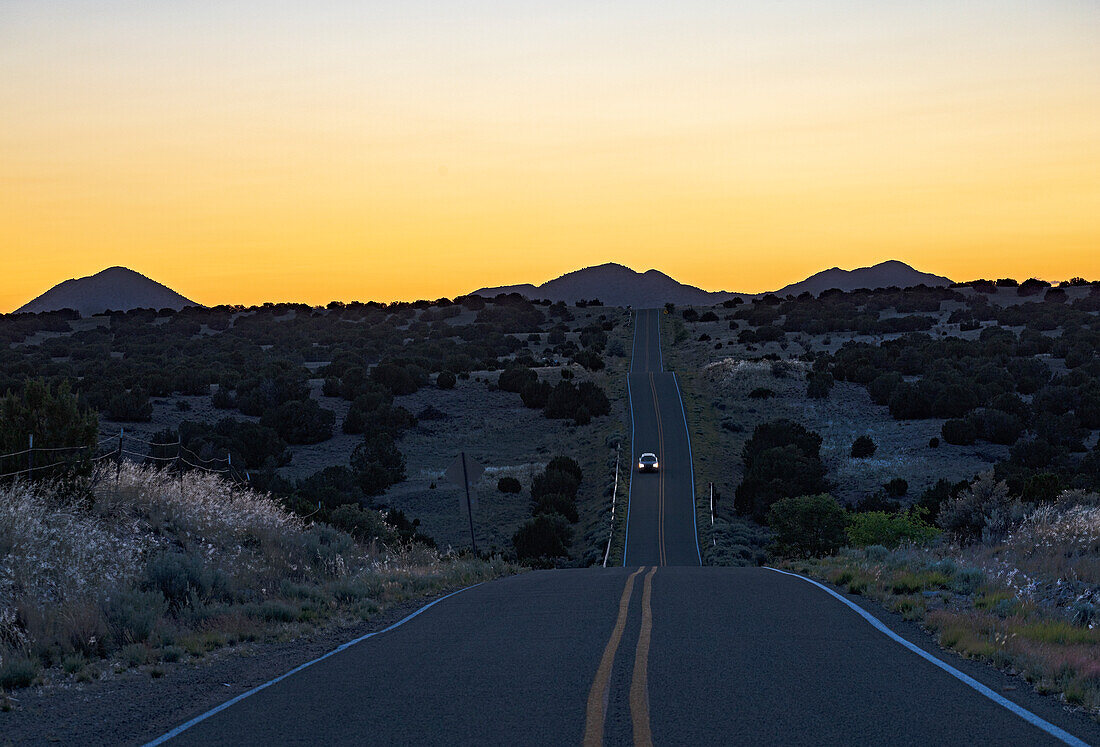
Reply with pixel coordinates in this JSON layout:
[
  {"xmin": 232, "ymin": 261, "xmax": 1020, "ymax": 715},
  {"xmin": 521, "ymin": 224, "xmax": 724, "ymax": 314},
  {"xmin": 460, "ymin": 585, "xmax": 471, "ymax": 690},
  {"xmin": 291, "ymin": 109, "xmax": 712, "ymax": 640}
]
[
  {"xmin": 150, "ymin": 309, "xmax": 1099, "ymax": 746},
  {"xmin": 624, "ymin": 308, "xmax": 700, "ymax": 567}
]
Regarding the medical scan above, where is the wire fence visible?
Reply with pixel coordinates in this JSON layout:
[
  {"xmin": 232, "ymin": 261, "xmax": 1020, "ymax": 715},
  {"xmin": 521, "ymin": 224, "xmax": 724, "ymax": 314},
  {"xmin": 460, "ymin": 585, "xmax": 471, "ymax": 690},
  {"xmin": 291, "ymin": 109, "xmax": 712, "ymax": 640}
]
[{"xmin": 0, "ymin": 428, "xmax": 251, "ymax": 485}]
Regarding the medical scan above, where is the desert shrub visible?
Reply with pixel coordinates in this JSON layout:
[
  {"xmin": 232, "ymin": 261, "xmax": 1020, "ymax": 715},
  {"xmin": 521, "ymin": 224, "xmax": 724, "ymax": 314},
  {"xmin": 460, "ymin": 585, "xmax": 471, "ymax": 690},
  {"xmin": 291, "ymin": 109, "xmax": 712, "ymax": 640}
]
[
  {"xmin": 498, "ymin": 367, "xmax": 538, "ymax": 394},
  {"xmin": 212, "ymin": 386, "xmax": 236, "ymax": 409},
  {"xmin": 178, "ymin": 418, "xmax": 288, "ymax": 470},
  {"xmin": 884, "ymin": 478, "xmax": 909, "ymax": 497},
  {"xmin": 766, "ymin": 493, "xmax": 848, "ymax": 558},
  {"xmin": 512, "ymin": 514, "xmax": 572, "ymax": 561},
  {"xmin": 520, "ymin": 380, "xmax": 551, "ymax": 409},
  {"xmin": 327, "ymin": 505, "xmax": 394, "ymax": 544},
  {"xmin": 144, "ymin": 551, "xmax": 229, "ymax": 610},
  {"xmin": 532, "ymin": 493, "xmax": 579, "ymax": 523},
  {"xmin": 497, "ymin": 476, "xmax": 522, "ymax": 494},
  {"xmin": 370, "ymin": 362, "xmax": 425, "ymax": 396},
  {"xmin": 806, "ymin": 371, "xmax": 834, "ymax": 399},
  {"xmin": 937, "ymin": 473, "xmax": 1025, "ymax": 543},
  {"xmin": 847, "ymin": 511, "xmax": 937, "ymax": 549},
  {"xmin": 749, "ymin": 387, "xmax": 774, "ymax": 400},
  {"xmin": 928, "ymin": 437, "xmax": 940, "ymax": 448},
  {"xmin": 574, "ymin": 350, "xmax": 605, "ymax": 371},
  {"xmin": 105, "ymin": 589, "xmax": 168, "ymax": 645},
  {"xmin": 343, "ymin": 400, "xmax": 415, "ymax": 437},
  {"xmin": 850, "ymin": 435, "xmax": 876, "ymax": 458},
  {"xmin": 261, "ymin": 399, "xmax": 334, "ymax": 444},
  {"xmin": 350, "ymin": 434, "xmax": 406, "ymax": 496},
  {"xmin": 531, "ymin": 469, "xmax": 580, "ymax": 501},
  {"xmin": 868, "ymin": 373, "xmax": 903, "ymax": 406},
  {"xmin": 546, "ymin": 456, "xmax": 582, "ymax": 482},
  {"xmin": 941, "ymin": 418, "xmax": 976, "ymax": 446},
  {"xmin": 888, "ymin": 384, "xmax": 931, "ymax": 420},
  {"xmin": 966, "ymin": 408, "xmax": 1024, "ymax": 445},
  {"xmin": 105, "ymin": 388, "xmax": 153, "ymax": 422},
  {"xmin": 0, "ymin": 656, "xmax": 37, "ymax": 689},
  {"xmin": 0, "ymin": 379, "xmax": 98, "ymax": 480},
  {"xmin": 296, "ymin": 466, "xmax": 364, "ymax": 509},
  {"xmin": 436, "ymin": 371, "xmax": 457, "ymax": 390},
  {"xmin": 735, "ymin": 420, "xmax": 828, "ymax": 522}
]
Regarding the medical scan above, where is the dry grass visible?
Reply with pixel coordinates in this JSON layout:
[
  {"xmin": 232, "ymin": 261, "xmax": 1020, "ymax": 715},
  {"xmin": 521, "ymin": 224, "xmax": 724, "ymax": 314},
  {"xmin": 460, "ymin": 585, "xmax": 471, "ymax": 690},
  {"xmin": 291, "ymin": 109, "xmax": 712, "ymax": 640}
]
[
  {"xmin": 786, "ymin": 495, "xmax": 1100, "ymax": 716},
  {"xmin": 0, "ymin": 465, "xmax": 516, "ymax": 690}
]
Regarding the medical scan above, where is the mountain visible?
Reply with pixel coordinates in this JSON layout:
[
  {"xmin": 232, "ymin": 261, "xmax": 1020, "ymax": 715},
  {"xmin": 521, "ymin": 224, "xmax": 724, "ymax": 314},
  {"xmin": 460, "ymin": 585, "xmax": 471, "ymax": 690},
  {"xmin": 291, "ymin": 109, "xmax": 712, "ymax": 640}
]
[
  {"xmin": 473, "ymin": 263, "xmax": 740, "ymax": 307},
  {"xmin": 473, "ymin": 260, "xmax": 949, "ymax": 307},
  {"xmin": 772, "ymin": 260, "xmax": 951, "ymax": 297},
  {"xmin": 16, "ymin": 267, "xmax": 198, "ymax": 316}
]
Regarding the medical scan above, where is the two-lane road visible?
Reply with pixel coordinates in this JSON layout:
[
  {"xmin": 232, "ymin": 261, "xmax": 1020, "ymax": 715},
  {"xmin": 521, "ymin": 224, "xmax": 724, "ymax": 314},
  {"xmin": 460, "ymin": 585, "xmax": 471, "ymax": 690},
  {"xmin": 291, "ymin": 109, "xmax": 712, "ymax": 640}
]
[
  {"xmin": 624, "ymin": 309, "xmax": 700, "ymax": 567},
  {"xmin": 145, "ymin": 310, "xmax": 1099, "ymax": 747}
]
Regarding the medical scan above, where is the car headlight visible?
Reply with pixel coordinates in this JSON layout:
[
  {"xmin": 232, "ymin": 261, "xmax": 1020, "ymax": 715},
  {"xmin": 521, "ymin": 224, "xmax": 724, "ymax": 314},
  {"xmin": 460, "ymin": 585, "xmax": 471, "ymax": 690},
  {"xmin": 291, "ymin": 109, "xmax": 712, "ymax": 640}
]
[
  {"xmin": 638, "ymin": 462, "xmax": 644, "ymax": 468},
  {"xmin": 653, "ymin": 462, "xmax": 659, "ymax": 468}
]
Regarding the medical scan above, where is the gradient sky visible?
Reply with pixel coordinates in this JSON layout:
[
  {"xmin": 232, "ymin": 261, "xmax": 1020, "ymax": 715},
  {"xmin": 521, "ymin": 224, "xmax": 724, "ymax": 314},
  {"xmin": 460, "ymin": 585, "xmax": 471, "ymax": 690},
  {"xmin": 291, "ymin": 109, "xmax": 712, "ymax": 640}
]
[{"xmin": 2, "ymin": 1, "xmax": 1099, "ymax": 310}]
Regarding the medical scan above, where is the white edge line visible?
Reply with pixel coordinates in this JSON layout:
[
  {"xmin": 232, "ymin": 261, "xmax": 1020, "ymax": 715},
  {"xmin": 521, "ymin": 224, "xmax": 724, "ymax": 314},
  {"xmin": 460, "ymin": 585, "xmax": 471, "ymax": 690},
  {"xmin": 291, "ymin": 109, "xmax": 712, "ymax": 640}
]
[
  {"xmin": 764, "ymin": 567, "xmax": 1090, "ymax": 747},
  {"xmin": 622, "ymin": 312, "xmax": 638, "ymax": 567},
  {"xmin": 672, "ymin": 372, "xmax": 703, "ymax": 566},
  {"xmin": 143, "ymin": 583, "xmax": 483, "ymax": 746},
  {"xmin": 655, "ymin": 308, "xmax": 664, "ymax": 372}
]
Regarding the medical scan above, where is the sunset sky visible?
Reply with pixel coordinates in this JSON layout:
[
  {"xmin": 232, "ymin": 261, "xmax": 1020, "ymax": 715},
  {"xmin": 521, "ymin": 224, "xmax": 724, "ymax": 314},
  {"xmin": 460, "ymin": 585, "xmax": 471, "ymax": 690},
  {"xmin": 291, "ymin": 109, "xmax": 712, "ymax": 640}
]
[{"xmin": 2, "ymin": 1, "xmax": 1099, "ymax": 311}]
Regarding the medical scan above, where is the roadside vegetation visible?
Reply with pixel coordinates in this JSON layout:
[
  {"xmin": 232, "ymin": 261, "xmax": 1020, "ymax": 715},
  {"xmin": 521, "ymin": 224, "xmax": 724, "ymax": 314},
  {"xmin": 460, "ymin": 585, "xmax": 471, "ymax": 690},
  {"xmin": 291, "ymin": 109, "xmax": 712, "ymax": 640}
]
[
  {"xmin": 0, "ymin": 463, "xmax": 514, "ymax": 696},
  {"xmin": 663, "ymin": 279, "xmax": 1100, "ymax": 714}
]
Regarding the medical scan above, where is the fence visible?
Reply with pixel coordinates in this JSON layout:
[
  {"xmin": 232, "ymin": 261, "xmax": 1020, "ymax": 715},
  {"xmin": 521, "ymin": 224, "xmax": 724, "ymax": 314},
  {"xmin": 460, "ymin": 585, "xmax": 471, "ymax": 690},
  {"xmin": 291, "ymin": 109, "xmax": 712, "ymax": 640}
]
[{"xmin": 0, "ymin": 428, "xmax": 252, "ymax": 485}]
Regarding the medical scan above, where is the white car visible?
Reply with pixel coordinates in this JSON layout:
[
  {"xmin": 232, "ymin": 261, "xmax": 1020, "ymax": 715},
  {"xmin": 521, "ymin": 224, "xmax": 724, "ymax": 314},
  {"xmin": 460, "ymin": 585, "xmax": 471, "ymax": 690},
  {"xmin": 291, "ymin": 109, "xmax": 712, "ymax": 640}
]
[{"xmin": 637, "ymin": 453, "xmax": 659, "ymax": 472}]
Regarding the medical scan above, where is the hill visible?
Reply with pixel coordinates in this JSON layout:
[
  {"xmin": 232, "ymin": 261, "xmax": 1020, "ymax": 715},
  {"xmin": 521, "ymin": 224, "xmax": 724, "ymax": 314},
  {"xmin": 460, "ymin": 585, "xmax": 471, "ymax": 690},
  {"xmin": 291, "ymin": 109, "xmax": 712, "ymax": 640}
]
[
  {"xmin": 772, "ymin": 260, "xmax": 951, "ymax": 297},
  {"xmin": 473, "ymin": 263, "xmax": 740, "ymax": 307},
  {"xmin": 16, "ymin": 267, "xmax": 197, "ymax": 316},
  {"xmin": 473, "ymin": 260, "xmax": 950, "ymax": 307}
]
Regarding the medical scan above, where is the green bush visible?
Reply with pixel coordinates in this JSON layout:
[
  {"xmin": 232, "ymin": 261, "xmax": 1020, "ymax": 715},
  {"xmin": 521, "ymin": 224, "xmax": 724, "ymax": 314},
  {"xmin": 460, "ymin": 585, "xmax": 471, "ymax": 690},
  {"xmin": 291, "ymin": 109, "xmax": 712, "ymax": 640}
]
[
  {"xmin": 937, "ymin": 473, "xmax": 1025, "ymax": 543},
  {"xmin": 105, "ymin": 589, "xmax": 168, "ymax": 645},
  {"xmin": 735, "ymin": 420, "xmax": 828, "ymax": 522},
  {"xmin": 512, "ymin": 514, "xmax": 572, "ymax": 561},
  {"xmin": 328, "ymin": 505, "xmax": 395, "ymax": 544},
  {"xmin": 941, "ymin": 418, "xmax": 976, "ymax": 446},
  {"xmin": 766, "ymin": 493, "xmax": 848, "ymax": 558},
  {"xmin": 0, "ymin": 656, "xmax": 38, "ymax": 689},
  {"xmin": 260, "ymin": 399, "xmax": 334, "ymax": 444},
  {"xmin": 806, "ymin": 371, "xmax": 834, "ymax": 399},
  {"xmin": 144, "ymin": 551, "xmax": 228, "ymax": 609},
  {"xmin": 532, "ymin": 492, "xmax": 579, "ymax": 523},
  {"xmin": 850, "ymin": 435, "xmax": 876, "ymax": 458},
  {"xmin": 497, "ymin": 476, "xmax": 522, "ymax": 494},
  {"xmin": 350, "ymin": 433, "xmax": 406, "ymax": 496},
  {"xmin": 0, "ymin": 378, "xmax": 97, "ymax": 480},
  {"xmin": 846, "ymin": 511, "xmax": 938, "ymax": 549},
  {"xmin": 436, "ymin": 371, "xmax": 457, "ymax": 389}
]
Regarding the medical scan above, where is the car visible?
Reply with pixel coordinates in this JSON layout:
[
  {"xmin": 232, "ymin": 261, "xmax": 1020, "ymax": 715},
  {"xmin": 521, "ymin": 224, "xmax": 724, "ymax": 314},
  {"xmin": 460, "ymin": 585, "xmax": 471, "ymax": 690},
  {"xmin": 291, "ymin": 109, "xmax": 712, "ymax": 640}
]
[{"xmin": 637, "ymin": 453, "xmax": 659, "ymax": 472}]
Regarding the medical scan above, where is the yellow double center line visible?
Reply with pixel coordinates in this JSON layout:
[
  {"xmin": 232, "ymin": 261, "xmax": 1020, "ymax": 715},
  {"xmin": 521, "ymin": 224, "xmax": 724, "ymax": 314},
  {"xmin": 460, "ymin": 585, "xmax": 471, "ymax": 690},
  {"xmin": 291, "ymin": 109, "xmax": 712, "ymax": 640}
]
[
  {"xmin": 583, "ymin": 567, "xmax": 658, "ymax": 746},
  {"xmin": 649, "ymin": 373, "xmax": 667, "ymax": 567}
]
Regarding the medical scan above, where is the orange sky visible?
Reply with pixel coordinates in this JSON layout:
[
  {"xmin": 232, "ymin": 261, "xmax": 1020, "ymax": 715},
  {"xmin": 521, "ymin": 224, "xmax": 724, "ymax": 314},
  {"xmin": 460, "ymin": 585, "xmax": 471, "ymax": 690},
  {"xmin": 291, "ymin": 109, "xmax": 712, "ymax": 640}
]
[{"xmin": 2, "ymin": 1, "xmax": 1099, "ymax": 311}]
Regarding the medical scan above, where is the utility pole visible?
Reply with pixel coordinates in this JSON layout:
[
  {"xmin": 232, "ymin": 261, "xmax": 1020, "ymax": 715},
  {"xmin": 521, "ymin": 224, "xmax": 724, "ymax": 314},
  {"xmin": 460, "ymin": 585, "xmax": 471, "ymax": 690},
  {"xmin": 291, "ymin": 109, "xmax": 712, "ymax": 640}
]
[{"xmin": 461, "ymin": 451, "xmax": 477, "ymax": 554}]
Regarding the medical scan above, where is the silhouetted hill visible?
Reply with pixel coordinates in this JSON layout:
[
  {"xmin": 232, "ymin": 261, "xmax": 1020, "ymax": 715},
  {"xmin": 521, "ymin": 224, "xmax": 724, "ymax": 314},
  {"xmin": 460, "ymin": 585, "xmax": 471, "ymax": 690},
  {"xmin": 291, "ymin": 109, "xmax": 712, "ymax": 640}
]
[
  {"xmin": 473, "ymin": 263, "xmax": 740, "ymax": 307},
  {"xmin": 773, "ymin": 260, "xmax": 951, "ymax": 297},
  {"xmin": 16, "ymin": 267, "xmax": 197, "ymax": 317},
  {"xmin": 473, "ymin": 260, "xmax": 950, "ymax": 307}
]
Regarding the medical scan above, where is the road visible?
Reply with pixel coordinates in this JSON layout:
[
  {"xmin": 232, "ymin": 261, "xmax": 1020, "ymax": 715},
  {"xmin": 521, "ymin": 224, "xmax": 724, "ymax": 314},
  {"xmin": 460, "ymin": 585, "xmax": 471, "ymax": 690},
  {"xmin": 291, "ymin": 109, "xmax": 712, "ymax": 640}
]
[
  {"xmin": 150, "ymin": 310, "xmax": 1098, "ymax": 746},
  {"xmin": 624, "ymin": 308, "xmax": 700, "ymax": 567}
]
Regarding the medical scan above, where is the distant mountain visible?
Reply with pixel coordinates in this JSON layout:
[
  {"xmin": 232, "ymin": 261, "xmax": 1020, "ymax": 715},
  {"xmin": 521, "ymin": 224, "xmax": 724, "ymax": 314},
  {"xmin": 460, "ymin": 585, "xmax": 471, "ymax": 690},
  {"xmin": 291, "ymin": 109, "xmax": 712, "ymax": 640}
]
[
  {"xmin": 473, "ymin": 263, "xmax": 740, "ymax": 307},
  {"xmin": 772, "ymin": 260, "xmax": 951, "ymax": 297},
  {"xmin": 16, "ymin": 267, "xmax": 197, "ymax": 317},
  {"xmin": 472, "ymin": 260, "xmax": 950, "ymax": 307}
]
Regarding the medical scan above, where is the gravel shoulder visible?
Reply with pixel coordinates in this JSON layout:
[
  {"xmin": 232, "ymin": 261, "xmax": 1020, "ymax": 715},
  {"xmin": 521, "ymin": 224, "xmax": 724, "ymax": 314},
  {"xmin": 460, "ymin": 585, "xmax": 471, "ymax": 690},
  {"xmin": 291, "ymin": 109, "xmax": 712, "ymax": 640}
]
[{"xmin": 0, "ymin": 584, "xmax": 495, "ymax": 747}]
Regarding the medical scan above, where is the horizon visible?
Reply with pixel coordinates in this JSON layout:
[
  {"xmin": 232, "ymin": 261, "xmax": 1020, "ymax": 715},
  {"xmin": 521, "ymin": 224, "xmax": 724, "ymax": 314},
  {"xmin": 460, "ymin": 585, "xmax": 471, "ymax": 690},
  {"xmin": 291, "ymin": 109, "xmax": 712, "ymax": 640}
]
[
  {"xmin": 1, "ymin": 257, "xmax": 1005, "ymax": 312},
  {"xmin": 8, "ymin": 256, "xmax": 1097, "ymax": 312},
  {"xmin": 3, "ymin": 2, "xmax": 1099, "ymax": 310}
]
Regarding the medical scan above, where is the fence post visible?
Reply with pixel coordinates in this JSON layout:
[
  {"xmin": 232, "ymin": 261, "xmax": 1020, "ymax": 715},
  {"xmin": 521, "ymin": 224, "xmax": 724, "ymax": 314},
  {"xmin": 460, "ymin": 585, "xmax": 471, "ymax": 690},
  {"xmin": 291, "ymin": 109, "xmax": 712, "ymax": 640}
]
[
  {"xmin": 115, "ymin": 428, "xmax": 123, "ymax": 484},
  {"xmin": 27, "ymin": 434, "xmax": 34, "ymax": 475}
]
